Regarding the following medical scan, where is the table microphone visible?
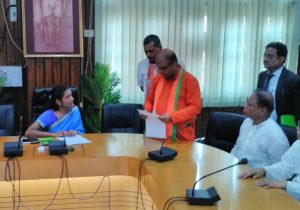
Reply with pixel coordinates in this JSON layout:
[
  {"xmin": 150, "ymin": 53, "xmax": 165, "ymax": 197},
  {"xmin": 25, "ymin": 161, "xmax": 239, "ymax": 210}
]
[
  {"xmin": 4, "ymin": 116, "xmax": 23, "ymax": 157},
  {"xmin": 186, "ymin": 158, "xmax": 248, "ymax": 205},
  {"xmin": 48, "ymin": 117, "xmax": 68, "ymax": 155},
  {"xmin": 148, "ymin": 122, "xmax": 192, "ymax": 162}
]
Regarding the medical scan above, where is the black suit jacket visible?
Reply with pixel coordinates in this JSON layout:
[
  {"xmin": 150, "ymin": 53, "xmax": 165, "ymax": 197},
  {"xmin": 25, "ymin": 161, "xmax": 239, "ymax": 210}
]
[{"xmin": 257, "ymin": 67, "xmax": 300, "ymax": 123}]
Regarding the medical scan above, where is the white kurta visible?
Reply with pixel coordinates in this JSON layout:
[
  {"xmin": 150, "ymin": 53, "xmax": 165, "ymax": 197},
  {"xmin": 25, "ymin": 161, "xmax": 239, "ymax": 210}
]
[
  {"xmin": 136, "ymin": 58, "xmax": 158, "ymax": 98},
  {"xmin": 264, "ymin": 140, "xmax": 300, "ymax": 201},
  {"xmin": 231, "ymin": 117, "xmax": 290, "ymax": 168}
]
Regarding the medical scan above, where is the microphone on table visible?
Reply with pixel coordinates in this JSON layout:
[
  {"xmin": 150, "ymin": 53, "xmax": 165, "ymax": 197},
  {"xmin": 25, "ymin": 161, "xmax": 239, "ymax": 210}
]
[
  {"xmin": 4, "ymin": 116, "xmax": 23, "ymax": 157},
  {"xmin": 148, "ymin": 122, "xmax": 193, "ymax": 162},
  {"xmin": 48, "ymin": 117, "xmax": 69, "ymax": 155},
  {"xmin": 186, "ymin": 158, "xmax": 248, "ymax": 205}
]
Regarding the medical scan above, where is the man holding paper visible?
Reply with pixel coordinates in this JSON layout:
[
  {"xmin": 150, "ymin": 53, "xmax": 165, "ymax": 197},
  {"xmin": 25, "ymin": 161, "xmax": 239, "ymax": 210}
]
[{"xmin": 142, "ymin": 49, "xmax": 201, "ymax": 141}]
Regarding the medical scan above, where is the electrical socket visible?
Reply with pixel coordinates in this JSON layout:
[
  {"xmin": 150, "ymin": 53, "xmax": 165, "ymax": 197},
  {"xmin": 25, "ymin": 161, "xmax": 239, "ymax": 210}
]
[
  {"xmin": 10, "ymin": 0, "xmax": 17, "ymax": 6},
  {"xmin": 84, "ymin": 29, "xmax": 94, "ymax": 38},
  {"xmin": 10, "ymin": 6, "xmax": 17, "ymax": 22}
]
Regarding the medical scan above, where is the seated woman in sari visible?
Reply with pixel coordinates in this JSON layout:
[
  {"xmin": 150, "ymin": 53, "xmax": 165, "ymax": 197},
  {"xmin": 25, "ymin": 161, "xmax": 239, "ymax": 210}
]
[{"xmin": 25, "ymin": 85, "xmax": 85, "ymax": 138}]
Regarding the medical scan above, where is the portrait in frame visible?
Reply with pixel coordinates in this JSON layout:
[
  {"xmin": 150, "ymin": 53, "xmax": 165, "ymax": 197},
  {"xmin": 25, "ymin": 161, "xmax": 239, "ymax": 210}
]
[{"xmin": 22, "ymin": 0, "xmax": 83, "ymax": 57}]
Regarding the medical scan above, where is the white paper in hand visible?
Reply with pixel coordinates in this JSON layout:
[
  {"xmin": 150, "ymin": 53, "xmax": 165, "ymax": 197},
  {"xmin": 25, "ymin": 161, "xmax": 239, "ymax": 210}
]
[{"xmin": 138, "ymin": 109, "xmax": 166, "ymax": 139}]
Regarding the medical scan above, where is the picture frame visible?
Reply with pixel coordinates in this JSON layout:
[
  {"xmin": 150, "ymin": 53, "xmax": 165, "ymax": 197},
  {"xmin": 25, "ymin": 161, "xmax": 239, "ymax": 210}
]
[{"xmin": 22, "ymin": 0, "xmax": 83, "ymax": 57}]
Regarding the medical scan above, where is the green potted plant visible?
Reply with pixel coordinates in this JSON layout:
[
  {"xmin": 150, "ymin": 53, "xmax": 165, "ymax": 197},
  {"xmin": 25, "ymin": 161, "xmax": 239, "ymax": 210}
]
[
  {"xmin": 81, "ymin": 63, "xmax": 121, "ymax": 132},
  {"xmin": 0, "ymin": 75, "xmax": 6, "ymax": 87},
  {"xmin": 0, "ymin": 74, "xmax": 7, "ymax": 103}
]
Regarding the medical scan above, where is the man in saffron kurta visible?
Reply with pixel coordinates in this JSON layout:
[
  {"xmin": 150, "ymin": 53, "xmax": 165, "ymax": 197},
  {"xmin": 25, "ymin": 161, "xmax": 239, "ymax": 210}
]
[{"xmin": 143, "ymin": 49, "xmax": 201, "ymax": 141}]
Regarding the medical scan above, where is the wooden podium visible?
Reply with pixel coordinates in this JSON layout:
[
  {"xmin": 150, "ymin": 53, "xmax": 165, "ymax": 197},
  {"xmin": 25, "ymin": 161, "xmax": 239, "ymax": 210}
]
[{"xmin": 1, "ymin": 134, "xmax": 299, "ymax": 210}]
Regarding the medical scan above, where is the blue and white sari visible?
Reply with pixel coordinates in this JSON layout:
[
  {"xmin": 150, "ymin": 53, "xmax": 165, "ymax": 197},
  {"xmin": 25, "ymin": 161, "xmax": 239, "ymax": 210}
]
[{"xmin": 36, "ymin": 106, "xmax": 85, "ymax": 134}]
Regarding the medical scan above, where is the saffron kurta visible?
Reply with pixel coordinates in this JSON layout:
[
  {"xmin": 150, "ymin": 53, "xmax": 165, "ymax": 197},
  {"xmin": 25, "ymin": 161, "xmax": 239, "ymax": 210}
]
[{"xmin": 144, "ymin": 69, "xmax": 201, "ymax": 141}]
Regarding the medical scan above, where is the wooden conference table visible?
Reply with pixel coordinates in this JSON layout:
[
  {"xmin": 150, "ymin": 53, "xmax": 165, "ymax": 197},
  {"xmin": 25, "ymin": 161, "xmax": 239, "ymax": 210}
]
[{"xmin": 0, "ymin": 133, "xmax": 299, "ymax": 210}]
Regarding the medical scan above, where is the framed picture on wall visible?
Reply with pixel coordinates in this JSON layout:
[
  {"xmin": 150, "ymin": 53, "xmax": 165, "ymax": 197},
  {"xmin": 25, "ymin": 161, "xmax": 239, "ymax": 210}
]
[{"xmin": 22, "ymin": 0, "xmax": 83, "ymax": 57}]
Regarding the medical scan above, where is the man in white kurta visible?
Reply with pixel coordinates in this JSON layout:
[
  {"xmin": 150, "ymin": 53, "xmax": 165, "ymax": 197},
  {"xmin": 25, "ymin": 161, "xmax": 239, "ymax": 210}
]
[
  {"xmin": 231, "ymin": 117, "xmax": 289, "ymax": 168},
  {"xmin": 263, "ymin": 140, "xmax": 300, "ymax": 201},
  {"xmin": 238, "ymin": 126, "xmax": 300, "ymax": 201},
  {"xmin": 137, "ymin": 58, "xmax": 159, "ymax": 98},
  {"xmin": 231, "ymin": 90, "xmax": 290, "ymax": 168}
]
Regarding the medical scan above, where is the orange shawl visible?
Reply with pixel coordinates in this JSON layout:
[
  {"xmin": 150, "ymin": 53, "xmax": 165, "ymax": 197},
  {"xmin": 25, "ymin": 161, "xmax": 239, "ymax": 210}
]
[{"xmin": 153, "ymin": 68, "xmax": 184, "ymax": 140}]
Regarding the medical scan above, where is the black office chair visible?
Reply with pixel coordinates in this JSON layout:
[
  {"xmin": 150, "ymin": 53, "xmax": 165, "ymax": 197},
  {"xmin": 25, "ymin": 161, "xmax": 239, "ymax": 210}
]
[
  {"xmin": 203, "ymin": 111, "xmax": 246, "ymax": 152},
  {"xmin": 32, "ymin": 87, "xmax": 79, "ymax": 121},
  {"xmin": 280, "ymin": 125, "xmax": 297, "ymax": 146},
  {"xmin": 101, "ymin": 103, "xmax": 144, "ymax": 133},
  {"xmin": 0, "ymin": 104, "xmax": 14, "ymax": 136}
]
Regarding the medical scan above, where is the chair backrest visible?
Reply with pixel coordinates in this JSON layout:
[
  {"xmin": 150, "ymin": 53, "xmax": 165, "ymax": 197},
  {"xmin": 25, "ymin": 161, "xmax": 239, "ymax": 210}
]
[
  {"xmin": 280, "ymin": 125, "xmax": 297, "ymax": 146},
  {"xmin": 101, "ymin": 103, "xmax": 144, "ymax": 133},
  {"xmin": 0, "ymin": 105, "xmax": 14, "ymax": 136},
  {"xmin": 32, "ymin": 87, "xmax": 79, "ymax": 121},
  {"xmin": 205, "ymin": 111, "xmax": 246, "ymax": 152}
]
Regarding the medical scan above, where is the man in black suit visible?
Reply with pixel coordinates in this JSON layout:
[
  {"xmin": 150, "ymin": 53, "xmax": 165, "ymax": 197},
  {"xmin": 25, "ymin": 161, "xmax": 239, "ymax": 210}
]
[{"xmin": 257, "ymin": 42, "xmax": 300, "ymax": 124}]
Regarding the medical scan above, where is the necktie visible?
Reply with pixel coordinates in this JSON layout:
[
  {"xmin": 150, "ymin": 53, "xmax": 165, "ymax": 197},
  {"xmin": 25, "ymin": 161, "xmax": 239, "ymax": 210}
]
[{"xmin": 263, "ymin": 73, "xmax": 274, "ymax": 91}]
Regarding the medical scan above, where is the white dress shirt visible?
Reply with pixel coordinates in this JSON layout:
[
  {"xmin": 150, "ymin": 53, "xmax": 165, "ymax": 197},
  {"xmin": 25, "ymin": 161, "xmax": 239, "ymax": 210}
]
[
  {"xmin": 136, "ymin": 58, "xmax": 159, "ymax": 98},
  {"xmin": 231, "ymin": 117, "xmax": 290, "ymax": 168},
  {"xmin": 267, "ymin": 66, "xmax": 283, "ymax": 121},
  {"xmin": 264, "ymin": 140, "xmax": 300, "ymax": 201}
]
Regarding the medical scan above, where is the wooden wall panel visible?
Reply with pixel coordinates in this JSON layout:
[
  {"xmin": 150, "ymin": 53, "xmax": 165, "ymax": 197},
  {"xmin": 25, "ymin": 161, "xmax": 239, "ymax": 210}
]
[
  {"xmin": 61, "ymin": 59, "xmax": 70, "ymax": 85},
  {"xmin": 70, "ymin": 59, "xmax": 81, "ymax": 86},
  {"xmin": 26, "ymin": 58, "xmax": 36, "ymax": 127},
  {"xmin": 44, "ymin": 58, "xmax": 53, "ymax": 86},
  {"xmin": 35, "ymin": 60, "xmax": 44, "ymax": 87},
  {"xmin": 53, "ymin": 58, "xmax": 61, "ymax": 85},
  {"xmin": 6, "ymin": 39, "xmax": 15, "ymax": 64}
]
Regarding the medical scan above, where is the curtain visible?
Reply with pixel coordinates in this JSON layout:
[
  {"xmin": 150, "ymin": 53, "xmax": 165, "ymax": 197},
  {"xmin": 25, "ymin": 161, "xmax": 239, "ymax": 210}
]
[{"xmin": 95, "ymin": 0, "xmax": 299, "ymax": 107}]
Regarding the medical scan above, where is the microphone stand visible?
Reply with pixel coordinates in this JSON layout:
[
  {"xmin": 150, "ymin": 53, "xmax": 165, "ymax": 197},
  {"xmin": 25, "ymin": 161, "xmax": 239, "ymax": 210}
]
[
  {"xmin": 4, "ymin": 116, "xmax": 23, "ymax": 157},
  {"xmin": 148, "ymin": 140, "xmax": 177, "ymax": 162},
  {"xmin": 148, "ymin": 122, "xmax": 192, "ymax": 162},
  {"xmin": 186, "ymin": 158, "xmax": 248, "ymax": 205},
  {"xmin": 18, "ymin": 116, "xmax": 23, "ymax": 149},
  {"xmin": 48, "ymin": 117, "xmax": 69, "ymax": 155}
]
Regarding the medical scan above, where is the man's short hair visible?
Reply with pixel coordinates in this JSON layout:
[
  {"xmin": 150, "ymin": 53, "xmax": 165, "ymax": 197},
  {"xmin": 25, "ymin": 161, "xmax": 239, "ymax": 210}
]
[
  {"xmin": 143, "ymin": 34, "xmax": 161, "ymax": 47},
  {"xmin": 254, "ymin": 90, "xmax": 274, "ymax": 113},
  {"xmin": 266, "ymin": 42, "xmax": 288, "ymax": 63}
]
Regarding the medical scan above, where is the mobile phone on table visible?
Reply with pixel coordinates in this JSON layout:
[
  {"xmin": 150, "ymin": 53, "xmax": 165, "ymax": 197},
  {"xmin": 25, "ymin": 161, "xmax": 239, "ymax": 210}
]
[{"xmin": 21, "ymin": 137, "xmax": 39, "ymax": 144}]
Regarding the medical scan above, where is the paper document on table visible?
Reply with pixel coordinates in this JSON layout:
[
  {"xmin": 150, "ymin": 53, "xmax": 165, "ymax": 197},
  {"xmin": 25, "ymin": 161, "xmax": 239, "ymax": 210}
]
[
  {"xmin": 58, "ymin": 135, "xmax": 91, "ymax": 145},
  {"xmin": 138, "ymin": 109, "xmax": 166, "ymax": 139}
]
